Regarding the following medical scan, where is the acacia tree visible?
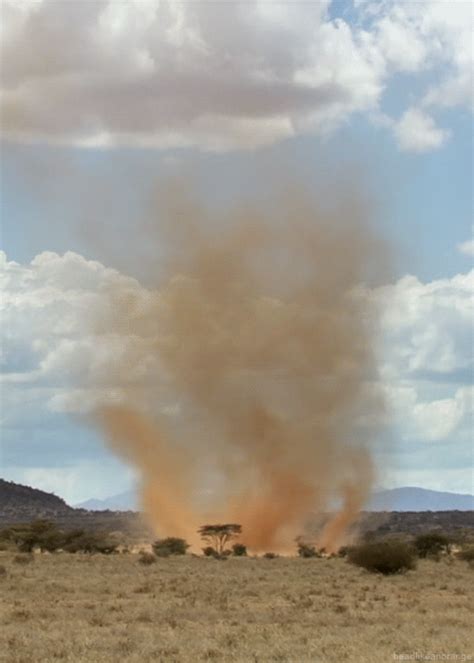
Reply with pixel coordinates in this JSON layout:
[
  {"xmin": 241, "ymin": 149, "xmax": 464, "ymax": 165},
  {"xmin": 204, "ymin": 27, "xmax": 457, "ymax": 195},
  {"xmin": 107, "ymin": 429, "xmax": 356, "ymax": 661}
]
[{"xmin": 198, "ymin": 524, "xmax": 242, "ymax": 555}]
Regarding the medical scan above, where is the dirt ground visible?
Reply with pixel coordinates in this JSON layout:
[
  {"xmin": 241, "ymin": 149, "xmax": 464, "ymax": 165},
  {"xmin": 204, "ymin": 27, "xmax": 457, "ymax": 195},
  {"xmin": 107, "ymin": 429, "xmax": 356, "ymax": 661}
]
[{"xmin": 0, "ymin": 553, "xmax": 472, "ymax": 663}]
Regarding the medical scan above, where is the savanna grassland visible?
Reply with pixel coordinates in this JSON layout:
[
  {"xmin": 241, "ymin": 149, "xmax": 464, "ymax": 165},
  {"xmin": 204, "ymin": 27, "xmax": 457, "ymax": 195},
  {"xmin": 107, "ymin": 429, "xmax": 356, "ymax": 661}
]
[{"xmin": 0, "ymin": 552, "xmax": 473, "ymax": 663}]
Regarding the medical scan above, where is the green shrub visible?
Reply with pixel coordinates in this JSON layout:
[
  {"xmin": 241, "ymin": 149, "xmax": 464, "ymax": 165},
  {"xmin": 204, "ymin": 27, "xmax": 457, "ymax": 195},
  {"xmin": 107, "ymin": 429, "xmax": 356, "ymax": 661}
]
[
  {"xmin": 152, "ymin": 537, "xmax": 189, "ymax": 557},
  {"xmin": 263, "ymin": 552, "xmax": 278, "ymax": 559},
  {"xmin": 348, "ymin": 541, "xmax": 416, "ymax": 575},
  {"xmin": 138, "ymin": 552, "xmax": 157, "ymax": 565},
  {"xmin": 62, "ymin": 531, "xmax": 117, "ymax": 554},
  {"xmin": 4, "ymin": 520, "xmax": 58, "ymax": 552},
  {"xmin": 232, "ymin": 543, "xmax": 247, "ymax": 557},
  {"xmin": 414, "ymin": 532, "xmax": 451, "ymax": 559},
  {"xmin": 1, "ymin": 521, "xmax": 118, "ymax": 555},
  {"xmin": 202, "ymin": 546, "xmax": 229, "ymax": 560}
]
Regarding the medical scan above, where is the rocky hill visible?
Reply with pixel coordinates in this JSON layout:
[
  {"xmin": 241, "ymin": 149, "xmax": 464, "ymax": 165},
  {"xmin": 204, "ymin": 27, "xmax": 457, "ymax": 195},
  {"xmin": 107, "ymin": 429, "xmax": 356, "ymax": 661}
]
[
  {"xmin": 0, "ymin": 479, "xmax": 149, "ymax": 539},
  {"xmin": 0, "ymin": 478, "xmax": 73, "ymax": 521}
]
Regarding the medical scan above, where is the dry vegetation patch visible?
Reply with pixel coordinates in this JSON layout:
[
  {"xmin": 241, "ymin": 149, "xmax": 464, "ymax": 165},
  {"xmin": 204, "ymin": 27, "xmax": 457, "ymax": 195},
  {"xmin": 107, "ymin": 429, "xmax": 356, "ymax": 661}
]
[{"xmin": 0, "ymin": 553, "xmax": 472, "ymax": 662}]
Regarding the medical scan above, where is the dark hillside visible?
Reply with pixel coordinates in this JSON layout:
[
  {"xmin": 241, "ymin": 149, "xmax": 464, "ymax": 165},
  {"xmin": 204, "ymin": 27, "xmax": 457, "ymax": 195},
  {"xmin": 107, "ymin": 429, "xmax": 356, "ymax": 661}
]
[
  {"xmin": 1, "ymin": 479, "xmax": 472, "ymax": 544},
  {"xmin": 0, "ymin": 479, "xmax": 149, "ymax": 539},
  {"xmin": 0, "ymin": 478, "xmax": 73, "ymax": 521}
]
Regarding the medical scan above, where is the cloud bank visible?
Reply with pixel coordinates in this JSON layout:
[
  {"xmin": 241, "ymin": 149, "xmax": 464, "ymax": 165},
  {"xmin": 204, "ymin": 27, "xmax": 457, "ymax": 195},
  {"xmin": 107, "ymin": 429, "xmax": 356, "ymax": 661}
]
[
  {"xmin": 1, "ymin": 249, "xmax": 473, "ymax": 498},
  {"xmin": 1, "ymin": 0, "xmax": 471, "ymax": 151}
]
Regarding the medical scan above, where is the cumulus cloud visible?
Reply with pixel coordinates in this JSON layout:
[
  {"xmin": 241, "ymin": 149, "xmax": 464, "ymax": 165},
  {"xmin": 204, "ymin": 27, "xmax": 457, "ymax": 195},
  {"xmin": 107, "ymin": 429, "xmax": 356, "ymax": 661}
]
[
  {"xmin": 370, "ymin": 269, "xmax": 473, "ymax": 447},
  {"xmin": 0, "ymin": 249, "xmax": 145, "ymax": 389},
  {"xmin": 394, "ymin": 107, "xmax": 450, "ymax": 152},
  {"xmin": 384, "ymin": 384, "xmax": 473, "ymax": 443},
  {"xmin": 0, "ymin": 0, "xmax": 470, "ymax": 151},
  {"xmin": 374, "ymin": 270, "xmax": 473, "ymax": 379},
  {"xmin": 0, "ymin": 0, "xmax": 376, "ymax": 149},
  {"xmin": 412, "ymin": 387, "xmax": 472, "ymax": 442},
  {"xmin": 2, "ymin": 250, "xmax": 473, "ymax": 484}
]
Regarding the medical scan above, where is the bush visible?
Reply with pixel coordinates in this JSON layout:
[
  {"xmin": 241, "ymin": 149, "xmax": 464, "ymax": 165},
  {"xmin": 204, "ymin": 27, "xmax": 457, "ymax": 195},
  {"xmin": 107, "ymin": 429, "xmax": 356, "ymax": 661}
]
[
  {"xmin": 62, "ymin": 531, "xmax": 117, "ymax": 554},
  {"xmin": 348, "ymin": 541, "xmax": 416, "ymax": 575},
  {"xmin": 0, "ymin": 521, "xmax": 118, "ymax": 554},
  {"xmin": 13, "ymin": 553, "xmax": 34, "ymax": 565},
  {"xmin": 202, "ymin": 546, "xmax": 229, "ymax": 560},
  {"xmin": 232, "ymin": 543, "xmax": 247, "ymax": 556},
  {"xmin": 414, "ymin": 532, "xmax": 451, "ymax": 559},
  {"xmin": 4, "ymin": 520, "xmax": 58, "ymax": 552},
  {"xmin": 297, "ymin": 542, "xmax": 319, "ymax": 558},
  {"xmin": 152, "ymin": 537, "xmax": 189, "ymax": 557},
  {"xmin": 263, "ymin": 552, "xmax": 278, "ymax": 559},
  {"xmin": 138, "ymin": 552, "xmax": 157, "ymax": 565}
]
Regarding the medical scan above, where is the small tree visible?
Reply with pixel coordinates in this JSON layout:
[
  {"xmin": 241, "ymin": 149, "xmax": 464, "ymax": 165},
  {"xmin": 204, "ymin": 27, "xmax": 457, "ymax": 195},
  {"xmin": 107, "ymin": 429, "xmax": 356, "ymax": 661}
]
[
  {"xmin": 7, "ymin": 520, "xmax": 59, "ymax": 552},
  {"xmin": 152, "ymin": 537, "xmax": 189, "ymax": 557},
  {"xmin": 198, "ymin": 524, "xmax": 242, "ymax": 556},
  {"xmin": 414, "ymin": 532, "xmax": 451, "ymax": 559}
]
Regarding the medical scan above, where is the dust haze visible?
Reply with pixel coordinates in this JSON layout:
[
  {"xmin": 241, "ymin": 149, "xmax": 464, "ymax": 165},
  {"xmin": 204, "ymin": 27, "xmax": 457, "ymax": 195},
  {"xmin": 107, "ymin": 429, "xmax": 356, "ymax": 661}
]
[{"xmin": 93, "ymin": 181, "xmax": 389, "ymax": 553}]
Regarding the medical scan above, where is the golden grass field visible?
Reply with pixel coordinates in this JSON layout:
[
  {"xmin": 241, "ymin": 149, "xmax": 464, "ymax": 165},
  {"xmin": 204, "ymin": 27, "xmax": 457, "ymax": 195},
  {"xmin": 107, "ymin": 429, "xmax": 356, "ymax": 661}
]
[{"xmin": 0, "ymin": 552, "xmax": 472, "ymax": 663}]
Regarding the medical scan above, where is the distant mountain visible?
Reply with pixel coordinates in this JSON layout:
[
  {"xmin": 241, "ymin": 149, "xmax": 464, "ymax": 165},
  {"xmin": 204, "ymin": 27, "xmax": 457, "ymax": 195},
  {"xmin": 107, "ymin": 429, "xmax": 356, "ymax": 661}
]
[
  {"xmin": 74, "ymin": 490, "xmax": 138, "ymax": 512},
  {"xmin": 4, "ymin": 477, "xmax": 472, "ymax": 522},
  {"xmin": 75, "ymin": 486, "xmax": 474, "ymax": 513},
  {"xmin": 0, "ymin": 478, "xmax": 73, "ymax": 521},
  {"xmin": 367, "ymin": 487, "xmax": 474, "ymax": 512}
]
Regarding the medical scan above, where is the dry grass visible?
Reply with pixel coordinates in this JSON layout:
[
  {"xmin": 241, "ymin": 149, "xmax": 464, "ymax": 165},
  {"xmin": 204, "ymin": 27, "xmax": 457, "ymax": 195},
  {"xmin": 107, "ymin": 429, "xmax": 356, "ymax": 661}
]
[{"xmin": 0, "ymin": 552, "xmax": 472, "ymax": 662}]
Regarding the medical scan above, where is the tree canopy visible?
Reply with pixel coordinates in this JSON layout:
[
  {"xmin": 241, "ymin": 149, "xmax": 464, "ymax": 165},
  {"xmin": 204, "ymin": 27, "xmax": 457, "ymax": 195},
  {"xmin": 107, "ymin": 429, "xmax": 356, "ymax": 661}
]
[{"xmin": 197, "ymin": 524, "xmax": 242, "ymax": 555}]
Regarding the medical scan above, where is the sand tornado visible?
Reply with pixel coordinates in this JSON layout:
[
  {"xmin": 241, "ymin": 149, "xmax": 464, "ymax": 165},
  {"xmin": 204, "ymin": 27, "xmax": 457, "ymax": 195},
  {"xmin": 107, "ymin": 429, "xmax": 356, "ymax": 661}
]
[{"xmin": 92, "ymin": 182, "xmax": 388, "ymax": 553}]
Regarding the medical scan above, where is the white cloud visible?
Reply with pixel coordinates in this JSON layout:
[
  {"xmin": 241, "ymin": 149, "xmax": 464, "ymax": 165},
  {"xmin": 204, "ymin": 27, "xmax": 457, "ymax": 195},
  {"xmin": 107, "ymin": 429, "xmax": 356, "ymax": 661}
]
[
  {"xmin": 0, "ymin": 249, "xmax": 147, "ymax": 388},
  {"xmin": 367, "ymin": 267, "xmax": 474, "ymax": 446},
  {"xmin": 0, "ymin": 0, "xmax": 470, "ymax": 151},
  {"xmin": 0, "ymin": 0, "xmax": 376, "ymax": 150},
  {"xmin": 373, "ymin": 8, "xmax": 428, "ymax": 73},
  {"xmin": 412, "ymin": 387, "xmax": 472, "ymax": 442},
  {"xmin": 458, "ymin": 239, "xmax": 474, "ymax": 257},
  {"xmin": 359, "ymin": 0, "xmax": 472, "ymax": 149},
  {"xmin": 394, "ymin": 107, "xmax": 450, "ymax": 152},
  {"xmin": 2, "ymin": 249, "xmax": 473, "ymax": 476},
  {"xmin": 375, "ymin": 270, "xmax": 473, "ymax": 379}
]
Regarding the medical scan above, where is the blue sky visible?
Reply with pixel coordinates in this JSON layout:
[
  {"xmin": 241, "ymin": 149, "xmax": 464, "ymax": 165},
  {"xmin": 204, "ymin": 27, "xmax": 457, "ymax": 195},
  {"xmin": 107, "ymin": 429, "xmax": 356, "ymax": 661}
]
[{"xmin": 0, "ymin": 0, "xmax": 472, "ymax": 503}]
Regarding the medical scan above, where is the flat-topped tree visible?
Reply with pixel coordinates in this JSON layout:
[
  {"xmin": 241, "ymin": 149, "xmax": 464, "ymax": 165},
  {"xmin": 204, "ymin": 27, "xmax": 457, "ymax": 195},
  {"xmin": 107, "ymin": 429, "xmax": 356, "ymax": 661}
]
[{"xmin": 198, "ymin": 524, "xmax": 242, "ymax": 556}]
